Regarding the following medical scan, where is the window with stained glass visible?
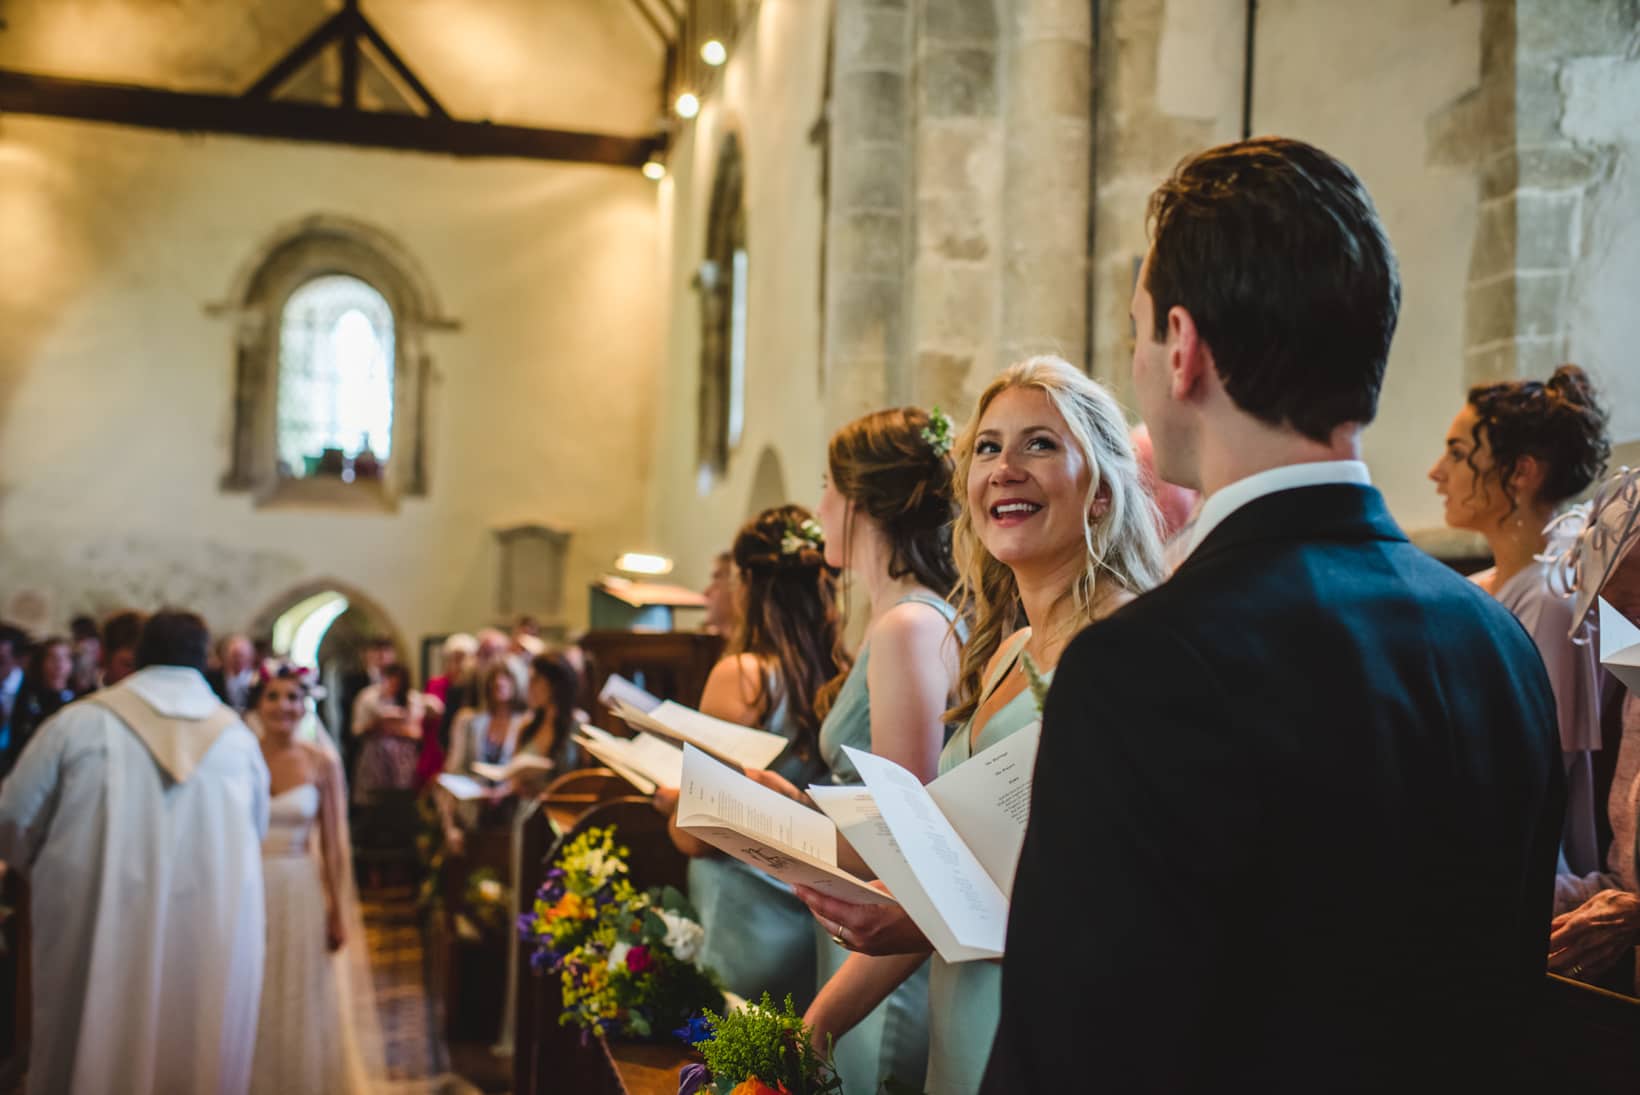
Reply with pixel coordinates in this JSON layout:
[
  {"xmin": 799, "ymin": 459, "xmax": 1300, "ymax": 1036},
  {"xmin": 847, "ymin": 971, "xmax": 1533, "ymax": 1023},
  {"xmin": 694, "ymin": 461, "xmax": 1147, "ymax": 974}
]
[{"xmin": 275, "ymin": 275, "xmax": 396, "ymax": 479}]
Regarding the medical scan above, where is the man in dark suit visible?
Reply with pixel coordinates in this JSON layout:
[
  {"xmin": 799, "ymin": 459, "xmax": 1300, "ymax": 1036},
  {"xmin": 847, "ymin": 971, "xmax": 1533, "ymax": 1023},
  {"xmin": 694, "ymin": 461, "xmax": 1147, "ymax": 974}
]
[{"xmin": 981, "ymin": 138, "xmax": 1563, "ymax": 1093}]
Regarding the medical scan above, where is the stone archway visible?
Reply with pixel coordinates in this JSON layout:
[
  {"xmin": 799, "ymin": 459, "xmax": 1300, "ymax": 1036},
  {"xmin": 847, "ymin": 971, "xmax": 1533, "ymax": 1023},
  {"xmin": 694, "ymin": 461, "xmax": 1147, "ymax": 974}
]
[{"xmin": 248, "ymin": 577, "xmax": 405, "ymax": 733}]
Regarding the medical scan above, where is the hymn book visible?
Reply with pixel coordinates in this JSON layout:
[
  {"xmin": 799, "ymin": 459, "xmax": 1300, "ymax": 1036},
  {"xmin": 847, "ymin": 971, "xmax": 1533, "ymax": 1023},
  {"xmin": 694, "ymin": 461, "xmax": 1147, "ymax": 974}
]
[
  {"xmin": 612, "ymin": 699, "xmax": 790, "ymax": 771},
  {"xmin": 807, "ymin": 722, "xmax": 1041, "ymax": 964},
  {"xmin": 675, "ymin": 746, "xmax": 898, "ymax": 906},
  {"xmin": 470, "ymin": 754, "xmax": 555, "ymax": 783},
  {"xmin": 572, "ymin": 724, "xmax": 685, "ymax": 796},
  {"xmin": 598, "ymin": 673, "xmax": 663, "ymax": 716}
]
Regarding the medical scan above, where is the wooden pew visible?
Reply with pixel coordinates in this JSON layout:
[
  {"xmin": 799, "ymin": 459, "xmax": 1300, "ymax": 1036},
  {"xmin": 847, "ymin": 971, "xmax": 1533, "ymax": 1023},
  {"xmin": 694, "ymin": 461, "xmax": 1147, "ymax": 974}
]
[
  {"xmin": 578, "ymin": 631, "xmax": 724, "ymax": 734},
  {"xmin": 514, "ymin": 797, "xmax": 696, "ymax": 1095},
  {"xmin": 435, "ymin": 812, "xmax": 515, "ymax": 1045}
]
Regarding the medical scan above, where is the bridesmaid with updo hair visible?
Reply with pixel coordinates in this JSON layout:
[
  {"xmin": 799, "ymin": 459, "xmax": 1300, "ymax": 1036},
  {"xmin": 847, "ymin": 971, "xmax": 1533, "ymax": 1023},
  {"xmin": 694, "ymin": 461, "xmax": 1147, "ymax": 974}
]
[{"xmin": 1429, "ymin": 363, "xmax": 1611, "ymax": 872}]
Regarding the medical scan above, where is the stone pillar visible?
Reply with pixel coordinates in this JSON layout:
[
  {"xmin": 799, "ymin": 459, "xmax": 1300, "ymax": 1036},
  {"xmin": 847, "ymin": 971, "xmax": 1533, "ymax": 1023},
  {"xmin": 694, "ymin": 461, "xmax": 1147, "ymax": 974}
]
[
  {"xmin": 909, "ymin": 0, "xmax": 1003, "ymax": 414},
  {"xmin": 824, "ymin": 0, "xmax": 915, "ymax": 430},
  {"xmin": 998, "ymin": 0, "xmax": 1094, "ymax": 371}
]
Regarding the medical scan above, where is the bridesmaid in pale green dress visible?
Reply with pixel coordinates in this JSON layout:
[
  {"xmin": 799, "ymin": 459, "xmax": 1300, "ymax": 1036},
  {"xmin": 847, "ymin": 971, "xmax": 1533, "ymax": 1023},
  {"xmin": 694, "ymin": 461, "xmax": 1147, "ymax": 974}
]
[
  {"xmin": 748, "ymin": 406, "xmax": 966, "ymax": 1093},
  {"xmin": 798, "ymin": 357, "xmax": 1166, "ymax": 1094},
  {"xmin": 659, "ymin": 504, "xmax": 851, "ymax": 1009}
]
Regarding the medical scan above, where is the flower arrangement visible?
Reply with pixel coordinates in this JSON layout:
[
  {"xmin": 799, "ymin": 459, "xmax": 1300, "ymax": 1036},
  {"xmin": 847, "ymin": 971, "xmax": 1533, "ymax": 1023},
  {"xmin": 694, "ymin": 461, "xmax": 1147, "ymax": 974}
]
[
  {"xmin": 676, "ymin": 993, "xmax": 841, "ymax": 1095},
  {"xmin": 780, "ymin": 517, "xmax": 825, "ymax": 558},
  {"xmin": 459, "ymin": 867, "xmax": 513, "ymax": 938},
  {"xmin": 520, "ymin": 826, "xmax": 723, "ymax": 1041}
]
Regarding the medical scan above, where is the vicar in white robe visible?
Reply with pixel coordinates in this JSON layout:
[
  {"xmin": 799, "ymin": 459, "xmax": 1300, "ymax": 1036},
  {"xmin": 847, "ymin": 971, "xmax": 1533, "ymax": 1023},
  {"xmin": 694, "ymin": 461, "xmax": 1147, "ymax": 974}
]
[{"xmin": 0, "ymin": 610, "xmax": 270, "ymax": 1095}]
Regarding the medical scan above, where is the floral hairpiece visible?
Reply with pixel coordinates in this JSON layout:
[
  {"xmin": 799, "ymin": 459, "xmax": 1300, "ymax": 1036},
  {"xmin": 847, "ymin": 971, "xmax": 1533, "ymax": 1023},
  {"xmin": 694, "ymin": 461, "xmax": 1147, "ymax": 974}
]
[
  {"xmin": 257, "ymin": 658, "xmax": 323, "ymax": 698},
  {"xmin": 920, "ymin": 406, "xmax": 953, "ymax": 458},
  {"xmin": 780, "ymin": 517, "xmax": 825, "ymax": 558}
]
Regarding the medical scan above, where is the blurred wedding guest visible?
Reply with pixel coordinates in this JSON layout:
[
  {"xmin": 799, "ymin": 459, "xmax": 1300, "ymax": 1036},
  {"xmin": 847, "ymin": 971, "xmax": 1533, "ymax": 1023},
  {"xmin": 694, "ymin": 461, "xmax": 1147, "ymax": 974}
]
[
  {"xmin": 438, "ymin": 661, "xmax": 529, "ymax": 855},
  {"xmin": 427, "ymin": 633, "xmax": 476, "ymax": 708},
  {"xmin": 100, "ymin": 609, "xmax": 147, "ymax": 686},
  {"xmin": 1550, "ymin": 467, "xmax": 1640, "ymax": 990},
  {"xmin": 800, "ymin": 359, "xmax": 1164, "ymax": 1094},
  {"xmin": 350, "ymin": 663, "xmax": 428, "ymax": 803},
  {"xmin": 438, "ymin": 628, "xmax": 510, "ymax": 748},
  {"xmin": 5, "ymin": 636, "xmax": 78, "ymax": 775},
  {"xmin": 702, "ymin": 550, "xmax": 743, "ymax": 636},
  {"xmin": 208, "ymin": 633, "xmax": 259, "ymax": 712},
  {"xmin": 518, "ymin": 653, "xmax": 585, "ymax": 776},
  {"xmin": 659, "ymin": 505, "xmax": 850, "ymax": 1010},
  {"xmin": 1430, "ymin": 364, "xmax": 1610, "ymax": 874},
  {"xmin": 69, "ymin": 616, "xmax": 101, "ymax": 695},
  {"xmin": 0, "ymin": 610, "xmax": 269, "ymax": 1095},
  {"xmin": 983, "ymin": 138, "xmax": 1561, "ymax": 1093},
  {"xmin": 0, "ymin": 624, "xmax": 27, "ymax": 766},
  {"xmin": 1131, "ymin": 422, "xmax": 1201, "ymax": 570},
  {"xmin": 338, "ymin": 637, "xmax": 396, "ymax": 772}
]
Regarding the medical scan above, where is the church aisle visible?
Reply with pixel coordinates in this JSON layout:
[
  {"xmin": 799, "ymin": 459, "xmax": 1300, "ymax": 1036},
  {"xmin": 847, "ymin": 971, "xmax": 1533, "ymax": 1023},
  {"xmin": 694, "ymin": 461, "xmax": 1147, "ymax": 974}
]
[{"xmin": 361, "ymin": 883, "xmax": 495, "ymax": 1094}]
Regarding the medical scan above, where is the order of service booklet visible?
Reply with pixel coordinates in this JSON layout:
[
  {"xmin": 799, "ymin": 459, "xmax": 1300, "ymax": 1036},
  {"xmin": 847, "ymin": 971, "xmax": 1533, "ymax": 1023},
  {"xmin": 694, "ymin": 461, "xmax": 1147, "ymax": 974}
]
[
  {"xmin": 572, "ymin": 723, "xmax": 685, "ymax": 796},
  {"xmin": 807, "ymin": 721, "xmax": 1041, "ymax": 964},
  {"xmin": 612, "ymin": 698, "xmax": 790, "ymax": 771},
  {"xmin": 675, "ymin": 745, "xmax": 897, "ymax": 906}
]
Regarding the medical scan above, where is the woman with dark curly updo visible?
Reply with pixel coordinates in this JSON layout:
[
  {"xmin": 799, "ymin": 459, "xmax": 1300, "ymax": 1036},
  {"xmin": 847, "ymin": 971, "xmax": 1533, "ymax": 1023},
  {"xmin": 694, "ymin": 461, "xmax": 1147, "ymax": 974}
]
[
  {"xmin": 1429, "ymin": 363, "xmax": 1611, "ymax": 873},
  {"xmin": 655, "ymin": 504, "xmax": 850, "ymax": 1008}
]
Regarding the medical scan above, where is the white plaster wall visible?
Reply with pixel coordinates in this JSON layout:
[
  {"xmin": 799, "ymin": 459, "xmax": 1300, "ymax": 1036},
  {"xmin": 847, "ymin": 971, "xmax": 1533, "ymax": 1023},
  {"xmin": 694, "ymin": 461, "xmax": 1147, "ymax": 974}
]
[
  {"xmin": 0, "ymin": 115, "xmax": 662, "ymax": 645},
  {"xmin": 646, "ymin": 0, "xmax": 831, "ymax": 596},
  {"xmin": 1561, "ymin": 54, "xmax": 1640, "ymax": 450},
  {"xmin": 1252, "ymin": 0, "xmax": 1486, "ymax": 532}
]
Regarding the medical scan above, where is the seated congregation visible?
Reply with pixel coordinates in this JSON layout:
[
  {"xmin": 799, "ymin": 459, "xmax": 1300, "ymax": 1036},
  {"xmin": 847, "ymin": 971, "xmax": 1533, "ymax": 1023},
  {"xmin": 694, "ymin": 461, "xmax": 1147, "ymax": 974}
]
[{"xmin": 3, "ymin": 137, "xmax": 1640, "ymax": 1095}]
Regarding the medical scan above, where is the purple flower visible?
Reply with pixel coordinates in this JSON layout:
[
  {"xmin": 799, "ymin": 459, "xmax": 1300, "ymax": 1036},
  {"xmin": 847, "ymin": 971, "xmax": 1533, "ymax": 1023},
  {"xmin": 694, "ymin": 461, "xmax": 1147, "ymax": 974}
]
[
  {"xmin": 677, "ymin": 1062, "xmax": 710, "ymax": 1095},
  {"xmin": 674, "ymin": 1014, "xmax": 712, "ymax": 1045}
]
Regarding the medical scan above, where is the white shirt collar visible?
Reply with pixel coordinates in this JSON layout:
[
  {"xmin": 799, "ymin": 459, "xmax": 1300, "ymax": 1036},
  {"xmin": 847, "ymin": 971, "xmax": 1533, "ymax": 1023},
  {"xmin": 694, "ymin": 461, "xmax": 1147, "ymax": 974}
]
[{"xmin": 1182, "ymin": 460, "xmax": 1372, "ymax": 560}]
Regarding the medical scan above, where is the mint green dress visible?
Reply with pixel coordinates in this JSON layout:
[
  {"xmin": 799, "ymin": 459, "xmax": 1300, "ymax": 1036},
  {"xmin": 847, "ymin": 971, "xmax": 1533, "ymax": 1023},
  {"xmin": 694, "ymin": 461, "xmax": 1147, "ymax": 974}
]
[
  {"xmin": 689, "ymin": 681, "xmax": 830, "ymax": 1009},
  {"xmin": 925, "ymin": 629, "xmax": 1043, "ymax": 1095},
  {"xmin": 815, "ymin": 591, "xmax": 962, "ymax": 1095}
]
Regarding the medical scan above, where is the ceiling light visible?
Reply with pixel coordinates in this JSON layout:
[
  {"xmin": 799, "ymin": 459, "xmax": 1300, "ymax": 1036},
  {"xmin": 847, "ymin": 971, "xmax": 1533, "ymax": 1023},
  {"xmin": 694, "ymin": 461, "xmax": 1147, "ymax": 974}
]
[
  {"xmin": 700, "ymin": 39, "xmax": 727, "ymax": 66},
  {"xmin": 674, "ymin": 92, "xmax": 701, "ymax": 119},
  {"xmin": 642, "ymin": 159, "xmax": 666, "ymax": 181}
]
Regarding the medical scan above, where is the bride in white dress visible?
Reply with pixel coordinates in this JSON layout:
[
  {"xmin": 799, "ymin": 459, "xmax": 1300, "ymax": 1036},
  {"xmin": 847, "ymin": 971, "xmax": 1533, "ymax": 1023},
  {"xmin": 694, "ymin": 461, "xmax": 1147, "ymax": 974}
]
[{"xmin": 249, "ymin": 664, "xmax": 386, "ymax": 1094}]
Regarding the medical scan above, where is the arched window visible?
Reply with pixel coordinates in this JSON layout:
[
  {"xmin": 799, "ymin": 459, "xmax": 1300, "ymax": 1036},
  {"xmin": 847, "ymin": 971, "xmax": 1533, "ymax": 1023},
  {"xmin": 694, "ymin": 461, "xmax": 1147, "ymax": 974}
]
[
  {"xmin": 696, "ymin": 133, "xmax": 747, "ymax": 490},
  {"xmin": 275, "ymin": 275, "xmax": 396, "ymax": 478},
  {"xmin": 220, "ymin": 215, "xmax": 453, "ymax": 508}
]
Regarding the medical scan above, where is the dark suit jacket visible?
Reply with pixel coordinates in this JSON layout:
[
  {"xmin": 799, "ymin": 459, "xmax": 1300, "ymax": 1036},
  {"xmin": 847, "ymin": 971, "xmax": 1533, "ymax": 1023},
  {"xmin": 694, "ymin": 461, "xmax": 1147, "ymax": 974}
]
[{"xmin": 981, "ymin": 483, "xmax": 1563, "ymax": 1094}]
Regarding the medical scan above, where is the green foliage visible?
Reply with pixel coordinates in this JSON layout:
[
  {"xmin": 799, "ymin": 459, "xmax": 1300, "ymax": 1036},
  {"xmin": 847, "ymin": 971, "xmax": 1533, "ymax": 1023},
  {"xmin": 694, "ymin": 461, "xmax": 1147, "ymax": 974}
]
[{"xmin": 698, "ymin": 993, "xmax": 842, "ymax": 1095}]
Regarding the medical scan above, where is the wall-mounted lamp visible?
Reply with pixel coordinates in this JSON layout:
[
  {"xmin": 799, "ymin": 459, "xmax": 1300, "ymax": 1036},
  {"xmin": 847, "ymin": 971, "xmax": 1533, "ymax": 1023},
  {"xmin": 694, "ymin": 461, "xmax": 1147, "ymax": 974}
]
[
  {"xmin": 614, "ymin": 552, "xmax": 675, "ymax": 576},
  {"xmin": 674, "ymin": 92, "xmax": 701, "ymax": 119},
  {"xmin": 700, "ymin": 40, "xmax": 727, "ymax": 66}
]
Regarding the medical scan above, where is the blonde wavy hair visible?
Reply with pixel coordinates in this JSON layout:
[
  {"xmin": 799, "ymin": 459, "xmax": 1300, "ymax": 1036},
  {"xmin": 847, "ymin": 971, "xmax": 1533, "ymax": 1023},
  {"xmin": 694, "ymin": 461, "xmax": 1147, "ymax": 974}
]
[{"xmin": 947, "ymin": 355, "xmax": 1166, "ymax": 724}]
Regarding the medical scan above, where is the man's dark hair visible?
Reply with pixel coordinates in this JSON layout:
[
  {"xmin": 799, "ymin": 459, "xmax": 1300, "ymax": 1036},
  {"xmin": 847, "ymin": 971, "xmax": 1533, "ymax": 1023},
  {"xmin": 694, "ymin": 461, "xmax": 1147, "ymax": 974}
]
[
  {"xmin": 1146, "ymin": 136, "xmax": 1401, "ymax": 443},
  {"xmin": 136, "ymin": 611, "xmax": 211, "ymax": 672},
  {"xmin": 102, "ymin": 610, "xmax": 147, "ymax": 655},
  {"xmin": 70, "ymin": 615, "xmax": 100, "ymax": 643},
  {"xmin": 0, "ymin": 623, "xmax": 27, "ymax": 657}
]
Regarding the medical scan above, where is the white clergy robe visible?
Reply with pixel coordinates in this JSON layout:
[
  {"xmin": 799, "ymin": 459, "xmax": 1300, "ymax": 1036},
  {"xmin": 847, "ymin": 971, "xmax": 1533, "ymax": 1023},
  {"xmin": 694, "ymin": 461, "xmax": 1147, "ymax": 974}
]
[{"xmin": 0, "ymin": 666, "xmax": 270, "ymax": 1095}]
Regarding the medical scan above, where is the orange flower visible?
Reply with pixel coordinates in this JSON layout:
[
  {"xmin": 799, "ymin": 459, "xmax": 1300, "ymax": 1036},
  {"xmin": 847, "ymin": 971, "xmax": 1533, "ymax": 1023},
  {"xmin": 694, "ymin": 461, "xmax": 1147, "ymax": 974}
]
[{"xmin": 727, "ymin": 1080, "xmax": 789, "ymax": 1095}]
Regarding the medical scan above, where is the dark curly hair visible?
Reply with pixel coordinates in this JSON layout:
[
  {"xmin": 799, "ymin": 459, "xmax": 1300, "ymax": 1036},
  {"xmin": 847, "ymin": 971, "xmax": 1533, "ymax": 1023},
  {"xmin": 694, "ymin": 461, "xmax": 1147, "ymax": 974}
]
[
  {"xmin": 731, "ymin": 504, "xmax": 851, "ymax": 761},
  {"xmin": 1466, "ymin": 364, "xmax": 1610, "ymax": 514}
]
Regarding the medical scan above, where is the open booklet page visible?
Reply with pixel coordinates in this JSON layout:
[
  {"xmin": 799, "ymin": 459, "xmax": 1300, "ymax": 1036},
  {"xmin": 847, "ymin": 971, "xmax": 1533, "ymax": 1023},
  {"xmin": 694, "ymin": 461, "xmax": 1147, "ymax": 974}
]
[
  {"xmin": 812, "ymin": 722, "xmax": 1041, "ymax": 963},
  {"xmin": 598, "ymin": 673, "xmax": 663, "ymax": 715},
  {"xmin": 573, "ymin": 724, "xmax": 685, "ymax": 795},
  {"xmin": 471, "ymin": 754, "xmax": 555, "ymax": 783},
  {"xmin": 1602, "ymin": 598, "xmax": 1640, "ymax": 692},
  {"xmin": 676, "ymin": 745, "xmax": 896, "ymax": 906},
  {"xmin": 435, "ymin": 773, "xmax": 487, "ymax": 801},
  {"xmin": 615, "ymin": 699, "xmax": 790, "ymax": 770}
]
